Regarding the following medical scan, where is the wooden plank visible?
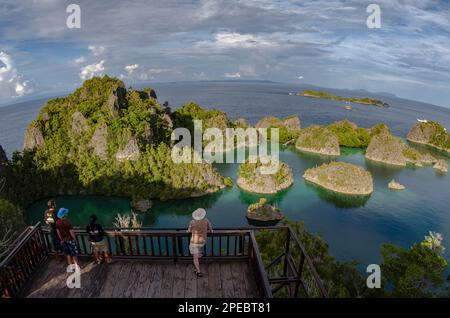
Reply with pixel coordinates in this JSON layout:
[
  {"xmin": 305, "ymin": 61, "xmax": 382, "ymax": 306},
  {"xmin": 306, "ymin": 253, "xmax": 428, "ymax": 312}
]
[
  {"xmin": 160, "ymin": 263, "xmax": 175, "ymax": 298},
  {"xmin": 111, "ymin": 262, "xmax": 134, "ymax": 297},
  {"xmin": 146, "ymin": 263, "xmax": 163, "ymax": 297},
  {"xmin": 172, "ymin": 263, "xmax": 186, "ymax": 298},
  {"xmin": 220, "ymin": 263, "xmax": 235, "ymax": 298},
  {"xmin": 184, "ymin": 261, "xmax": 197, "ymax": 298},
  {"xmin": 230, "ymin": 262, "xmax": 247, "ymax": 298},
  {"xmin": 196, "ymin": 262, "xmax": 209, "ymax": 298},
  {"xmin": 207, "ymin": 263, "xmax": 222, "ymax": 298},
  {"xmin": 122, "ymin": 262, "xmax": 143, "ymax": 298},
  {"xmin": 122, "ymin": 262, "xmax": 151, "ymax": 298},
  {"xmin": 243, "ymin": 260, "xmax": 259, "ymax": 297},
  {"xmin": 98, "ymin": 261, "xmax": 125, "ymax": 298}
]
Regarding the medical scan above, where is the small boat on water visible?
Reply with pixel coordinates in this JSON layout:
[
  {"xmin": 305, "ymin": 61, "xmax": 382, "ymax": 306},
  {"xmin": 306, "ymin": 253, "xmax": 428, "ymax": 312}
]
[
  {"xmin": 288, "ymin": 92, "xmax": 295, "ymax": 96},
  {"xmin": 417, "ymin": 119, "xmax": 428, "ymax": 123},
  {"xmin": 344, "ymin": 102, "xmax": 352, "ymax": 110}
]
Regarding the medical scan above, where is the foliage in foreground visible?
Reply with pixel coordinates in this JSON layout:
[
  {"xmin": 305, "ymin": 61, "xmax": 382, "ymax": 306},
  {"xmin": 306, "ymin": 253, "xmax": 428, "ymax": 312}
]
[{"xmin": 256, "ymin": 220, "xmax": 449, "ymax": 298}]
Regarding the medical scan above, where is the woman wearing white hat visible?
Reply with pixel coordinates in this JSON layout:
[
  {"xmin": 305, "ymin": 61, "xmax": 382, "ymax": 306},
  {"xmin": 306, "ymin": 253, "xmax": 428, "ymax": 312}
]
[{"xmin": 187, "ymin": 208, "xmax": 213, "ymax": 277}]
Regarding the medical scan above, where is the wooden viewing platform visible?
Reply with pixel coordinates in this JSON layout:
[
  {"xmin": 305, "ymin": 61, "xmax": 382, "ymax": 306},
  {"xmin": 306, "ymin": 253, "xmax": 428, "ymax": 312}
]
[{"xmin": 0, "ymin": 223, "xmax": 328, "ymax": 298}]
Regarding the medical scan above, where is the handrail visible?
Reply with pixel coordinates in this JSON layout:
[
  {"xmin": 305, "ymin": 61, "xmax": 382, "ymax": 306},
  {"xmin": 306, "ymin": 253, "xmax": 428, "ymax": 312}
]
[
  {"xmin": 249, "ymin": 231, "xmax": 273, "ymax": 298},
  {"xmin": 0, "ymin": 223, "xmax": 42, "ymax": 267},
  {"xmin": 287, "ymin": 225, "xmax": 329, "ymax": 298}
]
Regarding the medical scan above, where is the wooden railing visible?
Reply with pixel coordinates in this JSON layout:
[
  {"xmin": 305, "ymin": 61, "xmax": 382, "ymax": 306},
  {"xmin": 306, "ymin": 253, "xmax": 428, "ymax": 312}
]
[
  {"xmin": 0, "ymin": 223, "xmax": 49, "ymax": 298},
  {"xmin": 254, "ymin": 226, "xmax": 329, "ymax": 298},
  {"xmin": 0, "ymin": 223, "xmax": 327, "ymax": 298}
]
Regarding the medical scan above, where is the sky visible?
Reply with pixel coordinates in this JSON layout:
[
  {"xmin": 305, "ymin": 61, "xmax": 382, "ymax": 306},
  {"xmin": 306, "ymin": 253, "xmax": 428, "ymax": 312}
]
[{"xmin": 0, "ymin": 0, "xmax": 449, "ymax": 107}]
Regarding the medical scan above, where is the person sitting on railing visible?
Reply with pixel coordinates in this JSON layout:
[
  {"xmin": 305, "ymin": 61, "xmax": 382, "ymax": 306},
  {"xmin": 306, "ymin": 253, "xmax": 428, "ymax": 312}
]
[
  {"xmin": 187, "ymin": 208, "xmax": 213, "ymax": 277},
  {"xmin": 86, "ymin": 214, "xmax": 112, "ymax": 265},
  {"xmin": 43, "ymin": 199, "xmax": 61, "ymax": 255},
  {"xmin": 56, "ymin": 208, "xmax": 79, "ymax": 267}
]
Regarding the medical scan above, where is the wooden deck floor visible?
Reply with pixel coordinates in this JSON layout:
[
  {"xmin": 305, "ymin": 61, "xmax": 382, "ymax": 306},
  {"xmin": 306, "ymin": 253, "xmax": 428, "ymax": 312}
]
[{"xmin": 23, "ymin": 258, "xmax": 260, "ymax": 298}]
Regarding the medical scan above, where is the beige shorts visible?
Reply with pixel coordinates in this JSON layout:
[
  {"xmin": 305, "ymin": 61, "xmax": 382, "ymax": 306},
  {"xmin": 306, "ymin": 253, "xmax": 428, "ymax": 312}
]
[
  {"xmin": 91, "ymin": 240, "xmax": 109, "ymax": 254},
  {"xmin": 189, "ymin": 243, "xmax": 205, "ymax": 255}
]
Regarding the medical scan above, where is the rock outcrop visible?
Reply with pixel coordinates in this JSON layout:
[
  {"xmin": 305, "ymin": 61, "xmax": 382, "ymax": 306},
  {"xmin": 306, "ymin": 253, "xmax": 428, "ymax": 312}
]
[
  {"xmin": 366, "ymin": 133, "xmax": 436, "ymax": 167},
  {"xmin": 303, "ymin": 161, "xmax": 373, "ymax": 195},
  {"xmin": 23, "ymin": 125, "xmax": 45, "ymax": 150},
  {"xmin": 247, "ymin": 198, "xmax": 283, "ymax": 222},
  {"xmin": 256, "ymin": 115, "xmax": 301, "ymax": 132},
  {"xmin": 296, "ymin": 125, "xmax": 340, "ymax": 156},
  {"xmin": 407, "ymin": 121, "xmax": 450, "ymax": 155},
  {"xmin": 71, "ymin": 111, "xmax": 89, "ymax": 135},
  {"xmin": 131, "ymin": 198, "xmax": 153, "ymax": 212},
  {"xmin": 388, "ymin": 179, "xmax": 405, "ymax": 190},
  {"xmin": 255, "ymin": 116, "xmax": 284, "ymax": 129},
  {"xmin": 433, "ymin": 159, "xmax": 448, "ymax": 173},
  {"xmin": 234, "ymin": 118, "xmax": 249, "ymax": 128},
  {"xmin": 237, "ymin": 156, "xmax": 294, "ymax": 194},
  {"xmin": 283, "ymin": 116, "xmax": 301, "ymax": 132},
  {"xmin": 89, "ymin": 123, "xmax": 108, "ymax": 160},
  {"xmin": 116, "ymin": 138, "xmax": 140, "ymax": 162},
  {"xmin": 105, "ymin": 82, "xmax": 127, "ymax": 117}
]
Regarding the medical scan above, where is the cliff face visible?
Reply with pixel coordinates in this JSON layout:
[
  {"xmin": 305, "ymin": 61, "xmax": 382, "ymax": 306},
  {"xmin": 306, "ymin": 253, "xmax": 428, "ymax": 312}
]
[
  {"xmin": 237, "ymin": 156, "xmax": 294, "ymax": 194},
  {"xmin": 365, "ymin": 132, "xmax": 437, "ymax": 167},
  {"xmin": 303, "ymin": 161, "xmax": 373, "ymax": 195},
  {"xmin": 407, "ymin": 121, "xmax": 450, "ymax": 155},
  {"xmin": 295, "ymin": 125, "xmax": 340, "ymax": 156},
  {"xmin": 18, "ymin": 76, "xmax": 228, "ymax": 202}
]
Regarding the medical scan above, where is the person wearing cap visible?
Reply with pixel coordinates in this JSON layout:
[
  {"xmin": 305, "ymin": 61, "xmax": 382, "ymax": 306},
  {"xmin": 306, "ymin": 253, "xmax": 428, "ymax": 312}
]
[
  {"xmin": 86, "ymin": 214, "xmax": 112, "ymax": 264},
  {"xmin": 187, "ymin": 208, "xmax": 213, "ymax": 277},
  {"xmin": 56, "ymin": 208, "xmax": 79, "ymax": 266}
]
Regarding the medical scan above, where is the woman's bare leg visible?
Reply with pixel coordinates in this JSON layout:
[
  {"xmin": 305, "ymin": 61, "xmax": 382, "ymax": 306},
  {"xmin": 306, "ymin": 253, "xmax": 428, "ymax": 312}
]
[{"xmin": 193, "ymin": 254, "xmax": 201, "ymax": 273}]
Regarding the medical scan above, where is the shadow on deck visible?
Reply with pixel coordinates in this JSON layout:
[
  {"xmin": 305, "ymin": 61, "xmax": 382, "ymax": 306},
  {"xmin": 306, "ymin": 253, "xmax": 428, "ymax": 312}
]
[
  {"xmin": 1, "ymin": 223, "xmax": 328, "ymax": 298},
  {"xmin": 24, "ymin": 258, "xmax": 259, "ymax": 298}
]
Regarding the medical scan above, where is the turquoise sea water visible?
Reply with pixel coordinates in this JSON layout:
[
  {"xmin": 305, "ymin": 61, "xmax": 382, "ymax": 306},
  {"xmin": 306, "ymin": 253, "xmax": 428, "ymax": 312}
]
[
  {"xmin": 27, "ymin": 145, "xmax": 450, "ymax": 268},
  {"xmin": 2, "ymin": 81, "xmax": 450, "ymax": 268}
]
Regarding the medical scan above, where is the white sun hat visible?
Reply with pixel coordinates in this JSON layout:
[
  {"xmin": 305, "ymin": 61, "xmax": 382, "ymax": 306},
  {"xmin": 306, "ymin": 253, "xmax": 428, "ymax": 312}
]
[{"xmin": 192, "ymin": 208, "xmax": 207, "ymax": 220}]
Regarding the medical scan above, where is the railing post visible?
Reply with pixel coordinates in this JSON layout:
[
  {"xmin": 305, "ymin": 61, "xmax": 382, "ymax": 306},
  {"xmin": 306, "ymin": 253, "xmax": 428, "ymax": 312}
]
[
  {"xmin": 172, "ymin": 233, "xmax": 178, "ymax": 262},
  {"xmin": 283, "ymin": 227, "xmax": 291, "ymax": 277},
  {"xmin": 293, "ymin": 253, "xmax": 305, "ymax": 298}
]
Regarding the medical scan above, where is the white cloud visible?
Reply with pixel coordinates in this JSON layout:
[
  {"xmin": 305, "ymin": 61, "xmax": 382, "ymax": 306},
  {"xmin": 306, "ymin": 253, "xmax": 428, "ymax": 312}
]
[
  {"xmin": 73, "ymin": 56, "xmax": 85, "ymax": 65},
  {"xmin": 88, "ymin": 45, "xmax": 106, "ymax": 56},
  {"xmin": 224, "ymin": 72, "xmax": 241, "ymax": 78},
  {"xmin": 79, "ymin": 60, "xmax": 105, "ymax": 80},
  {"xmin": 125, "ymin": 64, "xmax": 139, "ymax": 74},
  {"xmin": 0, "ymin": 51, "xmax": 33, "ymax": 99},
  {"xmin": 214, "ymin": 32, "xmax": 274, "ymax": 48}
]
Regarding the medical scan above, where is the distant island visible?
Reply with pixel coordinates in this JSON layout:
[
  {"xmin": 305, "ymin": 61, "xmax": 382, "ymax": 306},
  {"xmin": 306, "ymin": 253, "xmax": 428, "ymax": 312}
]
[{"xmin": 298, "ymin": 90, "xmax": 389, "ymax": 107}]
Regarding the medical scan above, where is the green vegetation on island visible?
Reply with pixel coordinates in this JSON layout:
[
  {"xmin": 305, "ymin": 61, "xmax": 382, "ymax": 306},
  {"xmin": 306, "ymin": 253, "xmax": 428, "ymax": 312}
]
[
  {"xmin": 295, "ymin": 125, "xmax": 340, "ymax": 156},
  {"xmin": 407, "ymin": 121, "xmax": 450, "ymax": 155},
  {"xmin": 365, "ymin": 131, "xmax": 438, "ymax": 167},
  {"xmin": 299, "ymin": 90, "xmax": 389, "ymax": 107},
  {"xmin": 237, "ymin": 156, "xmax": 294, "ymax": 194},
  {"xmin": 247, "ymin": 198, "xmax": 283, "ymax": 223},
  {"xmin": 2, "ymin": 76, "xmax": 230, "ymax": 208},
  {"xmin": 303, "ymin": 161, "xmax": 373, "ymax": 195},
  {"xmin": 255, "ymin": 115, "xmax": 301, "ymax": 144},
  {"xmin": 257, "ymin": 220, "xmax": 448, "ymax": 297}
]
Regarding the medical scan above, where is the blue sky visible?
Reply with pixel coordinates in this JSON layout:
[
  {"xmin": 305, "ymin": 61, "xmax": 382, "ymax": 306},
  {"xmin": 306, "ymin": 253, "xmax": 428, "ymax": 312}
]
[{"xmin": 0, "ymin": 0, "xmax": 449, "ymax": 107}]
